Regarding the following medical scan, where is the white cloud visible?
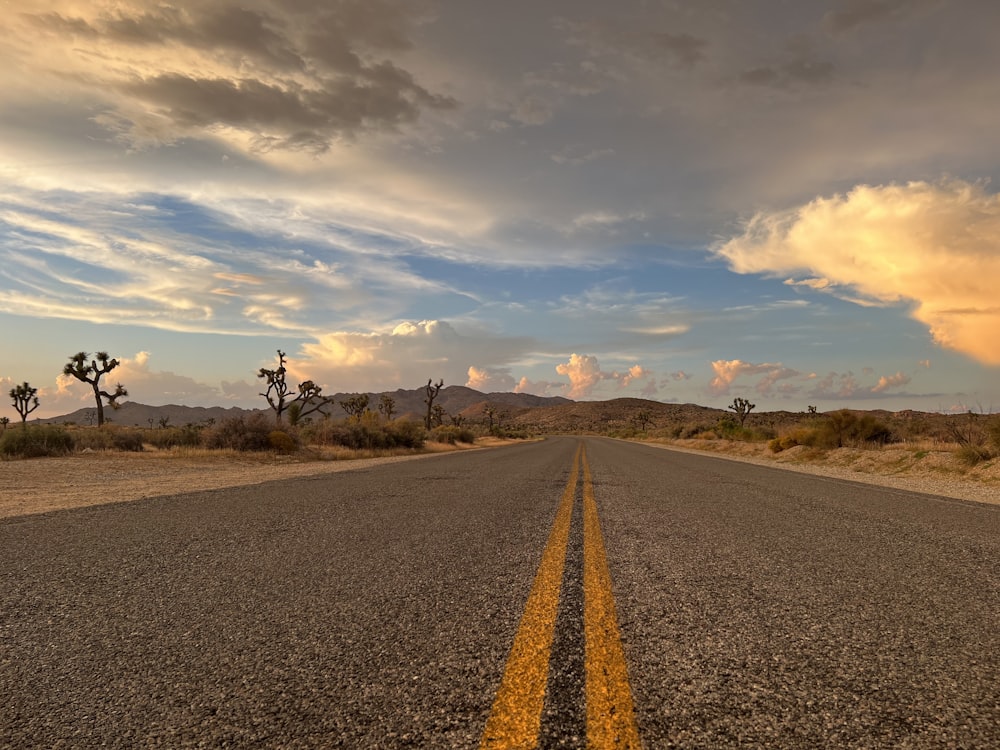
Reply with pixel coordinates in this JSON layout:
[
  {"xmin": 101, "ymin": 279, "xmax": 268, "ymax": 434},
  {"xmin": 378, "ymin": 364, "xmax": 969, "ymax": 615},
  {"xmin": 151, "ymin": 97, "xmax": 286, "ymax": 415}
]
[
  {"xmin": 295, "ymin": 320, "xmax": 535, "ymax": 393},
  {"xmin": 708, "ymin": 359, "xmax": 792, "ymax": 396},
  {"xmin": 716, "ymin": 179, "xmax": 1000, "ymax": 365},
  {"xmin": 870, "ymin": 371, "xmax": 911, "ymax": 393},
  {"xmin": 554, "ymin": 353, "xmax": 650, "ymax": 399},
  {"xmin": 466, "ymin": 366, "xmax": 516, "ymax": 393}
]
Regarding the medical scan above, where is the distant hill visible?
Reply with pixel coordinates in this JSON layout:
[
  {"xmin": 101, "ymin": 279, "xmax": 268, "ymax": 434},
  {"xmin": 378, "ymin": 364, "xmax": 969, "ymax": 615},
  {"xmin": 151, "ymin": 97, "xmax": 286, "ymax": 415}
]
[
  {"xmin": 38, "ymin": 389, "xmax": 966, "ymax": 442},
  {"xmin": 40, "ymin": 385, "xmax": 572, "ymax": 427}
]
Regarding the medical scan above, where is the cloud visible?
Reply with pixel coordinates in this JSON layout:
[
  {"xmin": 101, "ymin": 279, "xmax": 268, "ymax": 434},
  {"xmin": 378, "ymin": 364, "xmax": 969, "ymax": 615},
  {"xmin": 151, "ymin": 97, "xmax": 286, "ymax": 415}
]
[
  {"xmin": 715, "ymin": 180, "xmax": 1000, "ymax": 365},
  {"xmin": 554, "ymin": 353, "xmax": 649, "ymax": 399},
  {"xmin": 513, "ymin": 376, "xmax": 566, "ymax": 397},
  {"xmin": 708, "ymin": 359, "xmax": 795, "ymax": 396},
  {"xmin": 870, "ymin": 371, "xmax": 911, "ymax": 393},
  {"xmin": 823, "ymin": 0, "xmax": 943, "ymax": 33},
  {"xmin": 295, "ymin": 320, "xmax": 535, "ymax": 392},
  {"xmin": 12, "ymin": 2, "xmax": 455, "ymax": 153},
  {"xmin": 466, "ymin": 366, "xmax": 516, "ymax": 393},
  {"xmin": 556, "ymin": 353, "xmax": 604, "ymax": 399}
]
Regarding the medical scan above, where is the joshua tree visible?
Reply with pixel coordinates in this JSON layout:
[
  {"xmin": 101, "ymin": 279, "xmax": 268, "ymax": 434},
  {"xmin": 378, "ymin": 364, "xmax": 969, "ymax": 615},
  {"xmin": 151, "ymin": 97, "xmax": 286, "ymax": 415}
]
[
  {"xmin": 9, "ymin": 382, "xmax": 40, "ymax": 426},
  {"xmin": 378, "ymin": 393, "xmax": 396, "ymax": 422},
  {"xmin": 728, "ymin": 397, "xmax": 755, "ymax": 427},
  {"xmin": 63, "ymin": 352, "xmax": 128, "ymax": 427},
  {"xmin": 430, "ymin": 403, "xmax": 446, "ymax": 427},
  {"xmin": 0, "ymin": 416, "xmax": 9, "ymax": 432},
  {"xmin": 483, "ymin": 405, "xmax": 498, "ymax": 433},
  {"xmin": 634, "ymin": 409, "xmax": 652, "ymax": 431},
  {"xmin": 424, "ymin": 378, "xmax": 444, "ymax": 430},
  {"xmin": 339, "ymin": 393, "xmax": 370, "ymax": 419},
  {"xmin": 257, "ymin": 350, "xmax": 332, "ymax": 424}
]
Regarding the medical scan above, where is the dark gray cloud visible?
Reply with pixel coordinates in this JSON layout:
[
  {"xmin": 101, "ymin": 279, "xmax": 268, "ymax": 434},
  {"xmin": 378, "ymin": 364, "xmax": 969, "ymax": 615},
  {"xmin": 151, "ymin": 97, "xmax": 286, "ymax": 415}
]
[
  {"xmin": 823, "ymin": 0, "xmax": 944, "ymax": 33},
  {"xmin": 555, "ymin": 17, "xmax": 709, "ymax": 69},
  {"xmin": 22, "ymin": 1, "xmax": 454, "ymax": 150}
]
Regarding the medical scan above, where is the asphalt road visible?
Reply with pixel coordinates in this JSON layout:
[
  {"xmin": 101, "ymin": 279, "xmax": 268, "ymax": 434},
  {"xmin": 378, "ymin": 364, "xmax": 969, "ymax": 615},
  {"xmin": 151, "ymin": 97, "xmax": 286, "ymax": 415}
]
[{"xmin": 2, "ymin": 437, "xmax": 998, "ymax": 748}]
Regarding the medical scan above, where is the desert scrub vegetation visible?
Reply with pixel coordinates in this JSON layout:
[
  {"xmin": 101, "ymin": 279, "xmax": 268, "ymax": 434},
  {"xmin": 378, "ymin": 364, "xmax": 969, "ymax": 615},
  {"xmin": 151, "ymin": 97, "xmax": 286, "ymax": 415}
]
[
  {"xmin": 769, "ymin": 410, "xmax": 895, "ymax": 452},
  {"xmin": 429, "ymin": 425, "xmax": 476, "ymax": 445},
  {"xmin": 0, "ymin": 425, "xmax": 74, "ymax": 458},
  {"xmin": 302, "ymin": 414, "xmax": 427, "ymax": 450}
]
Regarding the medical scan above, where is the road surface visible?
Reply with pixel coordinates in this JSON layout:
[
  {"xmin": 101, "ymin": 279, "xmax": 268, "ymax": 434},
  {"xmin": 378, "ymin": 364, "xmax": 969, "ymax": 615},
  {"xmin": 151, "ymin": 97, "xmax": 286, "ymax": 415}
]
[{"xmin": 2, "ymin": 437, "xmax": 998, "ymax": 747}]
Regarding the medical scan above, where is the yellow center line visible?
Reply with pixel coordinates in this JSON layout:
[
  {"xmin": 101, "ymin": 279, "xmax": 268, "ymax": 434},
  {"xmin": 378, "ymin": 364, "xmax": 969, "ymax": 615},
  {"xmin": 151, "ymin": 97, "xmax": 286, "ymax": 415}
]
[
  {"xmin": 582, "ymin": 445, "xmax": 642, "ymax": 749},
  {"xmin": 479, "ymin": 444, "xmax": 581, "ymax": 750}
]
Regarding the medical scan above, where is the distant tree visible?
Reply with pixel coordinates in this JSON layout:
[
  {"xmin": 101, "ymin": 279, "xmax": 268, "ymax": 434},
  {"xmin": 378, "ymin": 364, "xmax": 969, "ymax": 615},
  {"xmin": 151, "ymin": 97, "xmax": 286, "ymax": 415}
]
[
  {"xmin": 158, "ymin": 416, "xmax": 170, "ymax": 429},
  {"xmin": 633, "ymin": 409, "xmax": 652, "ymax": 431},
  {"xmin": 728, "ymin": 397, "xmax": 755, "ymax": 427},
  {"xmin": 378, "ymin": 393, "xmax": 396, "ymax": 422},
  {"xmin": 257, "ymin": 350, "xmax": 332, "ymax": 425},
  {"xmin": 807, "ymin": 405, "xmax": 818, "ymax": 415},
  {"xmin": 430, "ymin": 403, "xmax": 446, "ymax": 427},
  {"xmin": 9, "ymin": 382, "xmax": 40, "ymax": 426},
  {"xmin": 0, "ymin": 416, "xmax": 9, "ymax": 432},
  {"xmin": 63, "ymin": 352, "xmax": 128, "ymax": 427},
  {"xmin": 483, "ymin": 405, "xmax": 498, "ymax": 433},
  {"xmin": 340, "ymin": 394, "xmax": 370, "ymax": 419},
  {"xmin": 450, "ymin": 413, "xmax": 464, "ymax": 427},
  {"xmin": 424, "ymin": 378, "xmax": 444, "ymax": 430}
]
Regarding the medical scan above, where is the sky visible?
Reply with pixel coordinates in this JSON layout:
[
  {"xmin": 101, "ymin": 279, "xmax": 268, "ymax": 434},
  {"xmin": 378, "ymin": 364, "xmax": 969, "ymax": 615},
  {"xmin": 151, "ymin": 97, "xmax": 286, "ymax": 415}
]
[{"xmin": 2, "ymin": 0, "xmax": 1000, "ymax": 420}]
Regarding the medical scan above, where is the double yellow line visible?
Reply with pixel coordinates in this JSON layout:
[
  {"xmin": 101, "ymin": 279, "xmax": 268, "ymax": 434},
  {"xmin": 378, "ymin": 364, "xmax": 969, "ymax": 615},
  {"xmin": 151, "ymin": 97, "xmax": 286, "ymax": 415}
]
[{"xmin": 480, "ymin": 444, "xmax": 641, "ymax": 749}]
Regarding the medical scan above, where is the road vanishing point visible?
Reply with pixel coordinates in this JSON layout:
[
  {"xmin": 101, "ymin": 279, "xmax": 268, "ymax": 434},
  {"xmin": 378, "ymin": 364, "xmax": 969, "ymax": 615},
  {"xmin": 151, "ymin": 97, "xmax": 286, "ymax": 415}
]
[{"xmin": 2, "ymin": 437, "xmax": 998, "ymax": 748}]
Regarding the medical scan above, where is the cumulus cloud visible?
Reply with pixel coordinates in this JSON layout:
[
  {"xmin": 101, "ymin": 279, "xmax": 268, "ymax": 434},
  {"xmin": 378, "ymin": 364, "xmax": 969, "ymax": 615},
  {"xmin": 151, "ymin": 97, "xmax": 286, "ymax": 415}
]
[
  {"xmin": 466, "ymin": 366, "xmax": 516, "ymax": 393},
  {"xmin": 708, "ymin": 359, "xmax": 796, "ymax": 396},
  {"xmin": 715, "ymin": 180, "xmax": 1000, "ymax": 365},
  {"xmin": 870, "ymin": 371, "xmax": 911, "ymax": 393},
  {"xmin": 556, "ymin": 353, "xmax": 604, "ymax": 399},
  {"xmin": 554, "ymin": 353, "xmax": 650, "ymax": 399},
  {"xmin": 295, "ymin": 320, "xmax": 535, "ymax": 393}
]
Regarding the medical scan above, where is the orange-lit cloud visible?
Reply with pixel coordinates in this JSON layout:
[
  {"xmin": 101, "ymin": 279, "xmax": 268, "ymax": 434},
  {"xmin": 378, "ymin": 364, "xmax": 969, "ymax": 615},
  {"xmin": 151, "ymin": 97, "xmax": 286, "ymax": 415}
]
[
  {"xmin": 716, "ymin": 179, "xmax": 1000, "ymax": 365},
  {"xmin": 466, "ymin": 366, "xmax": 516, "ymax": 392},
  {"xmin": 554, "ymin": 354, "xmax": 649, "ymax": 399}
]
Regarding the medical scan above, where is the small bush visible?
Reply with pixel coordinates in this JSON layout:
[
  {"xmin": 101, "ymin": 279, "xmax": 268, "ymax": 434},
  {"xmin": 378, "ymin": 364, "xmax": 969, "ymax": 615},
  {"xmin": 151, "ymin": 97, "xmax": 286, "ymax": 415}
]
[
  {"xmin": 0, "ymin": 425, "xmax": 74, "ymax": 458},
  {"xmin": 268, "ymin": 430, "xmax": 298, "ymax": 454},
  {"xmin": 72, "ymin": 429, "xmax": 114, "ymax": 451},
  {"xmin": 146, "ymin": 426, "xmax": 202, "ymax": 449},
  {"xmin": 430, "ymin": 425, "xmax": 475, "ymax": 445},
  {"xmin": 384, "ymin": 420, "xmax": 426, "ymax": 449},
  {"xmin": 202, "ymin": 414, "xmax": 273, "ymax": 451},
  {"xmin": 957, "ymin": 444, "xmax": 993, "ymax": 467},
  {"xmin": 110, "ymin": 429, "xmax": 144, "ymax": 452}
]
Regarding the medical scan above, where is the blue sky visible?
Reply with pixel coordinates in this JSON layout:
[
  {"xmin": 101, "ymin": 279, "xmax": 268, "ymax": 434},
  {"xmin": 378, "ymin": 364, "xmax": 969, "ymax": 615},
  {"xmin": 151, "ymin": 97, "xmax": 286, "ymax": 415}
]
[{"xmin": 2, "ymin": 1, "xmax": 999, "ymax": 419}]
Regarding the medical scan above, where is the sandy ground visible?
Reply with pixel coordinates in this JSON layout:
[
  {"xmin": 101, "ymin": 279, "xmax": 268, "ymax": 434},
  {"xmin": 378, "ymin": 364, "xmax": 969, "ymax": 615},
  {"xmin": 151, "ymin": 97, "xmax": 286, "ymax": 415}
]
[
  {"xmin": 646, "ymin": 438, "xmax": 1000, "ymax": 507},
  {"xmin": 2, "ymin": 437, "xmax": 997, "ymax": 519}
]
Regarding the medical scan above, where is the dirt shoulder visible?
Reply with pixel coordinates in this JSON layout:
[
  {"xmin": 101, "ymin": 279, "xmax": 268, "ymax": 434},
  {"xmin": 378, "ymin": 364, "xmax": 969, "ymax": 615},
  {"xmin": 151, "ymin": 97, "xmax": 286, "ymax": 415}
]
[
  {"xmin": 640, "ymin": 438, "xmax": 1000, "ymax": 507},
  {"xmin": 0, "ymin": 451, "xmax": 458, "ymax": 519}
]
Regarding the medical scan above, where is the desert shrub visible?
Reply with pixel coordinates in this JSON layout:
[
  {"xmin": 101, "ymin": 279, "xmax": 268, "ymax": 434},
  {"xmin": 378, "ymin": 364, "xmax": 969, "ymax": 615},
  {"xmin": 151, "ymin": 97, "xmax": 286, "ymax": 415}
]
[
  {"xmin": 989, "ymin": 418, "xmax": 1000, "ymax": 453},
  {"xmin": 146, "ymin": 425, "xmax": 202, "ymax": 449},
  {"xmin": 202, "ymin": 414, "xmax": 273, "ymax": 451},
  {"xmin": 957, "ymin": 443, "xmax": 993, "ymax": 467},
  {"xmin": 430, "ymin": 425, "xmax": 475, "ymax": 445},
  {"xmin": 72, "ymin": 429, "xmax": 114, "ymax": 451},
  {"xmin": 384, "ymin": 420, "xmax": 426, "ymax": 449},
  {"xmin": 677, "ymin": 422, "xmax": 713, "ymax": 439},
  {"xmin": 815, "ymin": 410, "xmax": 894, "ymax": 448},
  {"xmin": 110, "ymin": 429, "xmax": 144, "ymax": 452},
  {"xmin": 303, "ymin": 418, "xmax": 426, "ymax": 450},
  {"xmin": 0, "ymin": 425, "xmax": 74, "ymax": 458},
  {"xmin": 268, "ymin": 430, "xmax": 298, "ymax": 454}
]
